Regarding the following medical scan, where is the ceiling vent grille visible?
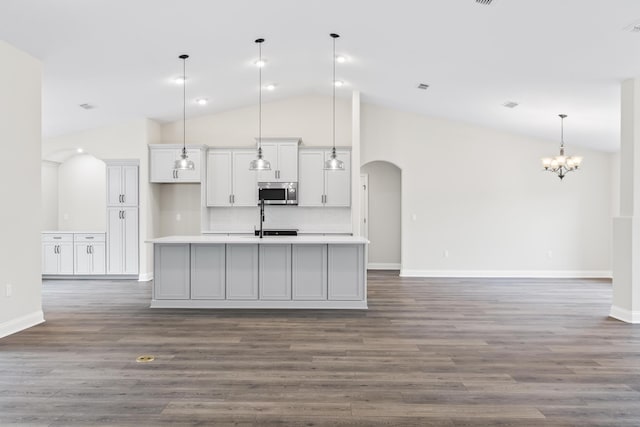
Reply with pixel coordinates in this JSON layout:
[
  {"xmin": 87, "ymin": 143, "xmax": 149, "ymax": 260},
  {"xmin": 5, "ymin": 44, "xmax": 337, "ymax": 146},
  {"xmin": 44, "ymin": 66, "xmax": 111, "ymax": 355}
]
[
  {"xmin": 503, "ymin": 101, "xmax": 519, "ymax": 109},
  {"xmin": 476, "ymin": 0, "xmax": 493, "ymax": 4},
  {"xmin": 79, "ymin": 103, "xmax": 95, "ymax": 110},
  {"xmin": 417, "ymin": 83, "xmax": 429, "ymax": 90}
]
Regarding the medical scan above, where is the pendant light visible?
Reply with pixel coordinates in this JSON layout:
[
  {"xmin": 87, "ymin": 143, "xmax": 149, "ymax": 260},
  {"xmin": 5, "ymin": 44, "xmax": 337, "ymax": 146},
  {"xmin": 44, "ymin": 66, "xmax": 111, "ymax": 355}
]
[
  {"xmin": 174, "ymin": 54, "xmax": 195, "ymax": 171},
  {"xmin": 541, "ymin": 114, "xmax": 583, "ymax": 180},
  {"xmin": 324, "ymin": 33, "xmax": 345, "ymax": 171},
  {"xmin": 249, "ymin": 38, "xmax": 271, "ymax": 171}
]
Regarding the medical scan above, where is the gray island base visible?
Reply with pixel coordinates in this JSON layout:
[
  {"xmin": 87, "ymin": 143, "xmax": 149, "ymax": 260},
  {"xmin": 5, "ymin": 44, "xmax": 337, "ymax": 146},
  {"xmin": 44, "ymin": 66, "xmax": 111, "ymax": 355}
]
[{"xmin": 147, "ymin": 235, "xmax": 368, "ymax": 309}]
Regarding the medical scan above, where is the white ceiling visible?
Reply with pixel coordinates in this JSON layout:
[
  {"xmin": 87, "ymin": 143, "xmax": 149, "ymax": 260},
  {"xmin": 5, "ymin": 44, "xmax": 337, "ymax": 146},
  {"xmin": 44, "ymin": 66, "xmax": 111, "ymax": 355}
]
[{"xmin": 2, "ymin": 0, "xmax": 640, "ymax": 151}]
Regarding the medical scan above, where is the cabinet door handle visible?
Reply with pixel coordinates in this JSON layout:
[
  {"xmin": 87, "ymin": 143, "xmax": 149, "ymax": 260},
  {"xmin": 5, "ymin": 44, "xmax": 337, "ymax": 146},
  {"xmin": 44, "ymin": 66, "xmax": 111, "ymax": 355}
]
[
  {"xmin": 122, "ymin": 194, "xmax": 125, "ymax": 203},
  {"xmin": 122, "ymin": 210, "xmax": 126, "ymax": 219},
  {"xmin": 55, "ymin": 245, "xmax": 59, "ymax": 254},
  {"xmin": 229, "ymin": 194, "xmax": 232, "ymax": 204},
  {"xmin": 89, "ymin": 245, "xmax": 93, "ymax": 254},
  {"xmin": 86, "ymin": 245, "xmax": 89, "ymax": 254}
]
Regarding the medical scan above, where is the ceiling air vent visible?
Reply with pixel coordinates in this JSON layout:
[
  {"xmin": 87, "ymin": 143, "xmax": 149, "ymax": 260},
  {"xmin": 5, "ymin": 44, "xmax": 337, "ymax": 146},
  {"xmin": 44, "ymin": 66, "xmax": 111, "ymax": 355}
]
[
  {"xmin": 476, "ymin": 0, "xmax": 493, "ymax": 4},
  {"xmin": 417, "ymin": 83, "xmax": 429, "ymax": 90},
  {"xmin": 623, "ymin": 20, "xmax": 640, "ymax": 33},
  {"xmin": 79, "ymin": 103, "xmax": 95, "ymax": 110},
  {"xmin": 503, "ymin": 101, "xmax": 519, "ymax": 109}
]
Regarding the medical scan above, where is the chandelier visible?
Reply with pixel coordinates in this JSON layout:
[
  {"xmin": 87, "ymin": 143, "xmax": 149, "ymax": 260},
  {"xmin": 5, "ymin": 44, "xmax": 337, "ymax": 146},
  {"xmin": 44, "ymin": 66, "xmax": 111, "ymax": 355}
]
[{"xmin": 541, "ymin": 114, "xmax": 582, "ymax": 180}]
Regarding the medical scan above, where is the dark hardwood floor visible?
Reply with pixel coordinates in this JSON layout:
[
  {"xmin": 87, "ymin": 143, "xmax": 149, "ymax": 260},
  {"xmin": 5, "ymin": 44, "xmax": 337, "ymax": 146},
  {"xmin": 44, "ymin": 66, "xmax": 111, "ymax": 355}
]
[{"xmin": 1, "ymin": 272, "xmax": 639, "ymax": 426}]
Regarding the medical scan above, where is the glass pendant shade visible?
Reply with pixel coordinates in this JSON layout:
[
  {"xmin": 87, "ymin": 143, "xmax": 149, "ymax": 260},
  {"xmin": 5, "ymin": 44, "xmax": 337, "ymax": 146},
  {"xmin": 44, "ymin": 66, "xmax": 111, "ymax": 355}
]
[
  {"xmin": 174, "ymin": 148, "xmax": 195, "ymax": 170},
  {"xmin": 250, "ymin": 38, "xmax": 271, "ymax": 171},
  {"xmin": 324, "ymin": 147, "xmax": 345, "ymax": 170},
  {"xmin": 249, "ymin": 147, "xmax": 271, "ymax": 171},
  {"xmin": 174, "ymin": 54, "xmax": 195, "ymax": 172},
  {"xmin": 325, "ymin": 33, "xmax": 345, "ymax": 171}
]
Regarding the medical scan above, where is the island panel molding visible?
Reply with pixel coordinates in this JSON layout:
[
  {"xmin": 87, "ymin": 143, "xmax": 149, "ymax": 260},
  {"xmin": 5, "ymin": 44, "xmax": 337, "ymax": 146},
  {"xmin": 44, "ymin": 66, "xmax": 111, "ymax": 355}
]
[{"xmin": 148, "ymin": 235, "xmax": 368, "ymax": 309}]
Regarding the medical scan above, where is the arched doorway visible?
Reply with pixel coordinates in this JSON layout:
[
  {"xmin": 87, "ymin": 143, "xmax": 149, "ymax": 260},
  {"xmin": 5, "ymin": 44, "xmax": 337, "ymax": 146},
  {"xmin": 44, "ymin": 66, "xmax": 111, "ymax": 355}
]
[{"xmin": 360, "ymin": 160, "xmax": 402, "ymax": 272}]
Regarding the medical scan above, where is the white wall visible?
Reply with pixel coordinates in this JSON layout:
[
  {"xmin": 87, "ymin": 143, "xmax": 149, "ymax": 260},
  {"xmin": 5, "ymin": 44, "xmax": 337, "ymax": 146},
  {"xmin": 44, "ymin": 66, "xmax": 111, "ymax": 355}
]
[
  {"xmin": 361, "ymin": 161, "xmax": 401, "ymax": 267},
  {"xmin": 41, "ymin": 160, "xmax": 59, "ymax": 231},
  {"xmin": 43, "ymin": 119, "xmax": 159, "ymax": 279},
  {"xmin": 158, "ymin": 184, "xmax": 201, "ymax": 236},
  {"xmin": 361, "ymin": 102, "xmax": 613, "ymax": 277},
  {"xmin": 0, "ymin": 41, "xmax": 43, "ymax": 337},
  {"xmin": 57, "ymin": 154, "xmax": 106, "ymax": 231}
]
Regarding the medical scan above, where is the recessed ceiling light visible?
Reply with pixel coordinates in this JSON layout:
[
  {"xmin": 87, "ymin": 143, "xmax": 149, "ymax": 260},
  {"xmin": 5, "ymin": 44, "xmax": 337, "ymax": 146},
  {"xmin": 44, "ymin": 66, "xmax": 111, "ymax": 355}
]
[
  {"xmin": 254, "ymin": 59, "xmax": 267, "ymax": 68},
  {"xmin": 77, "ymin": 148, "xmax": 83, "ymax": 153},
  {"xmin": 174, "ymin": 76, "xmax": 186, "ymax": 85},
  {"xmin": 264, "ymin": 83, "xmax": 277, "ymax": 91},
  {"xmin": 336, "ymin": 55, "xmax": 347, "ymax": 63},
  {"xmin": 79, "ymin": 103, "xmax": 95, "ymax": 109},
  {"xmin": 334, "ymin": 80, "xmax": 344, "ymax": 87},
  {"xmin": 196, "ymin": 98, "xmax": 208, "ymax": 105},
  {"xmin": 623, "ymin": 20, "xmax": 640, "ymax": 33},
  {"xmin": 417, "ymin": 83, "xmax": 429, "ymax": 90},
  {"xmin": 503, "ymin": 101, "xmax": 519, "ymax": 109}
]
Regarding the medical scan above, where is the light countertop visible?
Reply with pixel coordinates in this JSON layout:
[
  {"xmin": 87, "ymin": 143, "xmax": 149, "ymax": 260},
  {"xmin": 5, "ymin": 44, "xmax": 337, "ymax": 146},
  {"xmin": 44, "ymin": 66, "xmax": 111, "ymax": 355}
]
[{"xmin": 146, "ymin": 235, "xmax": 369, "ymax": 245}]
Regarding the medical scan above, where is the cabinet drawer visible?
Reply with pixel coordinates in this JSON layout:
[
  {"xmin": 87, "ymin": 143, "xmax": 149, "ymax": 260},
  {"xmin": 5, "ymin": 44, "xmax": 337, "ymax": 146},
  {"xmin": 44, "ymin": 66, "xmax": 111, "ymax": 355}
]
[
  {"xmin": 42, "ymin": 233, "xmax": 73, "ymax": 242},
  {"xmin": 74, "ymin": 233, "xmax": 106, "ymax": 242}
]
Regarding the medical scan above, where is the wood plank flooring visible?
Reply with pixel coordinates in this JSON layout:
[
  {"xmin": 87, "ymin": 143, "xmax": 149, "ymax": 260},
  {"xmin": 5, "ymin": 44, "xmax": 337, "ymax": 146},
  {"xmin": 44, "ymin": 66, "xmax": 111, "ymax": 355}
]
[{"xmin": 1, "ymin": 271, "xmax": 639, "ymax": 426}]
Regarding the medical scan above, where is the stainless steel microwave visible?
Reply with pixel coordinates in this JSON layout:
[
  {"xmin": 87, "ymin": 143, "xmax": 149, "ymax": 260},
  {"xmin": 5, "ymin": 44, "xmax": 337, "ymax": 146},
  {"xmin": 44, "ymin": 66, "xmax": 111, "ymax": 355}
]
[{"xmin": 258, "ymin": 182, "xmax": 298, "ymax": 205}]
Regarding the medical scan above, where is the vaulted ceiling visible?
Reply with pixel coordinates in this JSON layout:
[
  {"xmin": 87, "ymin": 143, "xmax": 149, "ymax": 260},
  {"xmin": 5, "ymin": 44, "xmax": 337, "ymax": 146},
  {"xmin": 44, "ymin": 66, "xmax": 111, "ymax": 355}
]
[{"xmin": 2, "ymin": 0, "xmax": 640, "ymax": 151}]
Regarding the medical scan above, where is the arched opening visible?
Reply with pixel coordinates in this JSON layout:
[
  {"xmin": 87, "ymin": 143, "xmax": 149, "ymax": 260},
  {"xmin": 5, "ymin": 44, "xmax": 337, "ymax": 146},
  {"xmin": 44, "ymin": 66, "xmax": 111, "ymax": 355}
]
[
  {"xmin": 41, "ymin": 152, "xmax": 106, "ymax": 232},
  {"xmin": 360, "ymin": 160, "xmax": 402, "ymax": 272}
]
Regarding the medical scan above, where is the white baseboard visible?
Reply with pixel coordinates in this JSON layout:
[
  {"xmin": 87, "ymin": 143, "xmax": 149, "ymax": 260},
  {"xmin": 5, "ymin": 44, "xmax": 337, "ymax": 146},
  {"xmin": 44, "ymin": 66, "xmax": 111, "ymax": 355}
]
[
  {"xmin": 399, "ymin": 269, "xmax": 612, "ymax": 279},
  {"xmin": 368, "ymin": 263, "xmax": 401, "ymax": 270},
  {"xmin": 0, "ymin": 310, "xmax": 45, "ymax": 339},
  {"xmin": 609, "ymin": 305, "xmax": 640, "ymax": 324},
  {"xmin": 138, "ymin": 272, "xmax": 153, "ymax": 282}
]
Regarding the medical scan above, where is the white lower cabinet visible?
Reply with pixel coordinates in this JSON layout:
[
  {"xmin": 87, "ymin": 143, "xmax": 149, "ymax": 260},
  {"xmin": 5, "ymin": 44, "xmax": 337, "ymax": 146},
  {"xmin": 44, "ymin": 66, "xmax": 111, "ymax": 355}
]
[
  {"xmin": 226, "ymin": 244, "xmax": 258, "ymax": 299},
  {"xmin": 73, "ymin": 233, "xmax": 106, "ymax": 275},
  {"xmin": 292, "ymin": 244, "xmax": 328, "ymax": 300},
  {"xmin": 42, "ymin": 233, "xmax": 74, "ymax": 275},
  {"xmin": 191, "ymin": 245, "xmax": 225, "ymax": 299},
  {"xmin": 328, "ymin": 245, "xmax": 365, "ymax": 300},
  {"xmin": 259, "ymin": 244, "xmax": 292, "ymax": 300},
  {"xmin": 107, "ymin": 207, "xmax": 139, "ymax": 275},
  {"xmin": 154, "ymin": 244, "xmax": 190, "ymax": 300}
]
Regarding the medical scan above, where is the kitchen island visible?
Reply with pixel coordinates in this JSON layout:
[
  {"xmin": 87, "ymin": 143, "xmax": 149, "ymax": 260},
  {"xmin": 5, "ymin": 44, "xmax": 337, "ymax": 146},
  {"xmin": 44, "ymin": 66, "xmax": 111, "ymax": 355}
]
[{"xmin": 147, "ymin": 235, "xmax": 368, "ymax": 309}]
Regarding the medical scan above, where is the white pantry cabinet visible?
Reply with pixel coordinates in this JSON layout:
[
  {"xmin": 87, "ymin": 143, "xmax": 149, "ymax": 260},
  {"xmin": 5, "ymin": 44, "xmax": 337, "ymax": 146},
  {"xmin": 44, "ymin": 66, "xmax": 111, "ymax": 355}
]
[
  {"xmin": 74, "ymin": 233, "xmax": 106, "ymax": 275},
  {"xmin": 105, "ymin": 161, "xmax": 139, "ymax": 276},
  {"xmin": 256, "ymin": 138, "xmax": 300, "ymax": 182},
  {"xmin": 149, "ymin": 145, "xmax": 203, "ymax": 183},
  {"xmin": 42, "ymin": 233, "xmax": 74, "ymax": 275},
  {"xmin": 298, "ymin": 149, "xmax": 351, "ymax": 207},
  {"xmin": 206, "ymin": 149, "xmax": 257, "ymax": 207},
  {"xmin": 106, "ymin": 207, "xmax": 139, "ymax": 275},
  {"xmin": 107, "ymin": 164, "xmax": 138, "ymax": 206}
]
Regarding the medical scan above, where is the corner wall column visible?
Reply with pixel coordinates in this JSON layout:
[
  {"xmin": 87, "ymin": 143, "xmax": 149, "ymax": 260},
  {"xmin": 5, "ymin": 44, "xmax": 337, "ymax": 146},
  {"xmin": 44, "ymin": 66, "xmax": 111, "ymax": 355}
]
[
  {"xmin": 351, "ymin": 90, "xmax": 361, "ymax": 236},
  {"xmin": 611, "ymin": 78, "xmax": 640, "ymax": 323}
]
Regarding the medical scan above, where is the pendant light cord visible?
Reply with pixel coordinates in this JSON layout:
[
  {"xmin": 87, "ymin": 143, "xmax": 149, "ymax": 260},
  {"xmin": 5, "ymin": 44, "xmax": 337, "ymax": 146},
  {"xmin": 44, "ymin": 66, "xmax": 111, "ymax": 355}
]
[
  {"xmin": 183, "ymin": 56, "xmax": 186, "ymax": 154},
  {"xmin": 332, "ymin": 35, "xmax": 336, "ymax": 152},
  {"xmin": 259, "ymin": 41, "xmax": 262, "ymax": 151}
]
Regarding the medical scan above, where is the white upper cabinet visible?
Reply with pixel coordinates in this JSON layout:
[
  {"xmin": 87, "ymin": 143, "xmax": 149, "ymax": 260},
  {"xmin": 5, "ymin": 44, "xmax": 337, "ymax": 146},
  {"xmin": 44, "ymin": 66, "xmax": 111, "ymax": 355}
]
[
  {"xmin": 149, "ymin": 145, "xmax": 203, "ymax": 183},
  {"xmin": 298, "ymin": 151, "xmax": 325, "ymax": 207},
  {"xmin": 298, "ymin": 148, "xmax": 351, "ymax": 207},
  {"xmin": 107, "ymin": 165, "xmax": 138, "ymax": 206},
  {"xmin": 324, "ymin": 150, "xmax": 351, "ymax": 207},
  {"xmin": 255, "ymin": 138, "xmax": 300, "ymax": 182},
  {"xmin": 206, "ymin": 149, "xmax": 257, "ymax": 207}
]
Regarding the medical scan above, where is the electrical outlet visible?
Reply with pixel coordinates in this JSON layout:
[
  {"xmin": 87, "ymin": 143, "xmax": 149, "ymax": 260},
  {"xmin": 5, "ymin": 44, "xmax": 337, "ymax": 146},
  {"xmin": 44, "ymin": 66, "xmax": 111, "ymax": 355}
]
[
  {"xmin": 443, "ymin": 250, "xmax": 449, "ymax": 258},
  {"xmin": 547, "ymin": 250, "xmax": 553, "ymax": 259},
  {"xmin": 6, "ymin": 284, "xmax": 12, "ymax": 297},
  {"xmin": 411, "ymin": 213, "xmax": 417, "ymax": 221},
  {"xmin": 176, "ymin": 213, "xmax": 182, "ymax": 221}
]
